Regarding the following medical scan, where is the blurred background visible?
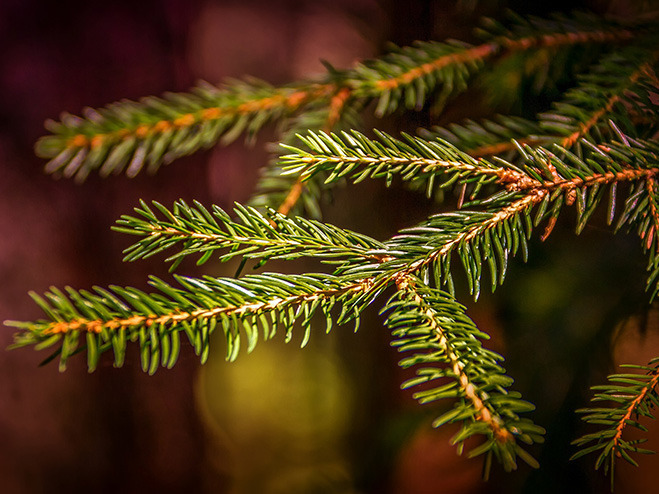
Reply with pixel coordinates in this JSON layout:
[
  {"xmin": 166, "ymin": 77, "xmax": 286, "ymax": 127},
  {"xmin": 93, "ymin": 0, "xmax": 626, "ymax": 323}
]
[{"xmin": 1, "ymin": 0, "xmax": 658, "ymax": 493}]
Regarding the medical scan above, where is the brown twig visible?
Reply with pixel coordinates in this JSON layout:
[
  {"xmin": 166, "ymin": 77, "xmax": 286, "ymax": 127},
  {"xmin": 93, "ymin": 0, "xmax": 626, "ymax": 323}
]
[{"xmin": 611, "ymin": 367, "xmax": 659, "ymax": 450}]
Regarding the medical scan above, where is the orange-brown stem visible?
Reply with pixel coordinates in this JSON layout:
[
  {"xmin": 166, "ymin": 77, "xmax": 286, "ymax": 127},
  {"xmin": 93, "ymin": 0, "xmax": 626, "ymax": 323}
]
[
  {"xmin": 276, "ymin": 181, "xmax": 305, "ymax": 216},
  {"xmin": 643, "ymin": 177, "xmax": 659, "ymax": 251},
  {"xmin": 502, "ymin": 168, "xmax": 657, "ymax": 193},
  {"xmin": 326, "ymin": 87, "xmax": 352, "ymax": 131},
  {"xmin": 612, "ymin": 368, "xmax": 659, "ymax": 449}
]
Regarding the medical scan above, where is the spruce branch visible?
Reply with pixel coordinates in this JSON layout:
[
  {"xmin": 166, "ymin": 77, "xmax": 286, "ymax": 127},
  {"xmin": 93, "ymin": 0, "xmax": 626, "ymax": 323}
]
[
  {"xmin": 7, "ymin": 273, "xmax": 368, "ymax": 373},
  {"xmin": 572, "ymin": 358, "xmax": 659, "ymax": 490},
  {"xmin": 280, "ymin": 127, "xmax": 659, "ymax": 209},
  {"xmin": 38, "ymin": 79, "xmax": 335, "ymax": 181},
  {"xmin": 383, "ymin": 277, "xmax": 544, "ymax": 476},
  {"xmin": 279, "ymin": 130, "xmax": 510, "ymax": 200},
  {"xmin": 475, "ymin": 11, "xmax": 636, "ymax": 109},
  {"xmin": 354, "ymin": 13, "xmax": 633, "ymax": 115},
  {"xmin": 8, "ymin": 235, "xmax": 552, "ymax": 475},
  {"xmin": 113, "ymin": 199, "xmax": 386, "ymax": 270}
]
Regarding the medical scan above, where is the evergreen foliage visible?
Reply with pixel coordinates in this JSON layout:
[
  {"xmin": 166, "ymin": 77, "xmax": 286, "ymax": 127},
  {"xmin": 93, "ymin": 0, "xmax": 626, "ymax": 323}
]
[{"xmin": 6, "ymin": 4, "xmax": 659, "ymax": 489}]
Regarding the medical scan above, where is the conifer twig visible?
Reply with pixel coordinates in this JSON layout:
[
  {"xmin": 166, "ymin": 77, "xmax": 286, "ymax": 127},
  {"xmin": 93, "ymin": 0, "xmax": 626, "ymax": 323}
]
[
  {"xmin": 393, "ymin": 275, "xmax": 513, "ymax": 443},
  {"xmin": 573, "ymin": 359, "xmax": 659, "ymax": 489},
  {"xmin": 384, "ymin": 277, "xmax": 543, "ymax": 476}
]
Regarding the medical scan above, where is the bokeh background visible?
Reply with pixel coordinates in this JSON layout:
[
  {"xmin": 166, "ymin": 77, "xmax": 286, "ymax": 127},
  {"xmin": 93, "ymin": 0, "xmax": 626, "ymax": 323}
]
[{"xmin": 1, "ymin": 1, "xmax": 658, "ymax": 493}]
